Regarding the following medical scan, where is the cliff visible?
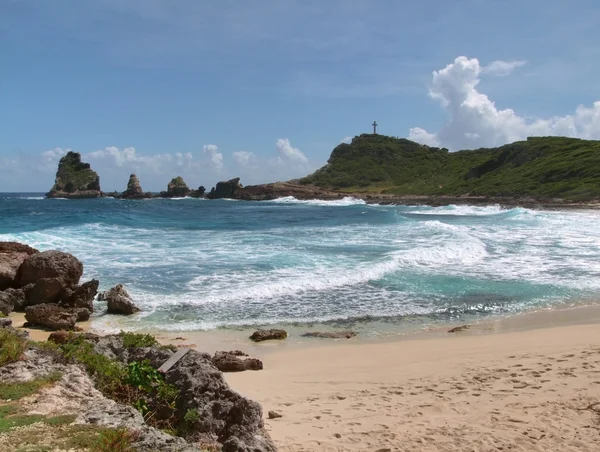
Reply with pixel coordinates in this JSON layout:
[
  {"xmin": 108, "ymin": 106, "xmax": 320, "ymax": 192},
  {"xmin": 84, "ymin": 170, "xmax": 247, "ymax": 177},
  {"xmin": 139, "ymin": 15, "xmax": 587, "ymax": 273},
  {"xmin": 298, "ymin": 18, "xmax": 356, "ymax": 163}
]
[{"xmin": 46, "ymin": 152, "xmax": 102, "ymax": 199}]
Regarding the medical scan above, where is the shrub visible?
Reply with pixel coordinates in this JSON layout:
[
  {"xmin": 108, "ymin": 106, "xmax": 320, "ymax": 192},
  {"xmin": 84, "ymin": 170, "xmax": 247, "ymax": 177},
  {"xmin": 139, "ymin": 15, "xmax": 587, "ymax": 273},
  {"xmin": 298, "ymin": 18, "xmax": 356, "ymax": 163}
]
[
  {"xmin": 119, "ymin": 331, "xmax": 159, "ymax": 349},
  {"xmin": 0, "ymin": 329, "xmax": 27, "ymax": 367},
  {"xmin": 93, "ymin": 428, "xmax": 140, "ymax": 452}
]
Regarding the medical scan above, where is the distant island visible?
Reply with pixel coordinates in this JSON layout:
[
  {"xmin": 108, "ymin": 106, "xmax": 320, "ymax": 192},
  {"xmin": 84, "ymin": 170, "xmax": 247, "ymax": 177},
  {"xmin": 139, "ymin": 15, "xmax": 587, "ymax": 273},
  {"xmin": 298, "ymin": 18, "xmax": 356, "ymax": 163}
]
[{"xmin": 46, "ymin": 135, "xmax": 600, "ymax": 206}]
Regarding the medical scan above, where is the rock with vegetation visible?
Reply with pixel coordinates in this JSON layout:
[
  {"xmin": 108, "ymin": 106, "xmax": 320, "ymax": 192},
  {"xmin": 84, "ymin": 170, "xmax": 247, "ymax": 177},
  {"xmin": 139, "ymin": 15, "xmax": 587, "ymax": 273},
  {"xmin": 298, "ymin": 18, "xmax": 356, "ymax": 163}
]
[
  {"xmin": 160, "ymin": 176, "xmax": 191, "ymax": 198},
  {"xmin": 0, "ymin": 242, "xmax": 39, "ymax": 290},
  {"xmin": 207, "ymin": 177, "xmax": 243, "ymax": 199},
  {"xmin": 249, "ymin": 328, "xmax": 288, "ymax": 342},
  {"xmin": 18, "ymin": 250, "xmax": 83, "ymax": 288},
  {"xmin": 24, "ymin": 304, "xmax": 78, "ymax": 330},
  {"xmin": 212, "ymin": 350, "xmax": 263, "ymax": 372},
  {"xmin": 299, "ymin": 134, "xmax": 600, "ymax": 201},
  {"xmin": 104, "ymin": 284, "xmax": 140, "ymax": 315},
  {"xmin": 46, "ymin": 151, "xmax": 102, "ymax": 199}
]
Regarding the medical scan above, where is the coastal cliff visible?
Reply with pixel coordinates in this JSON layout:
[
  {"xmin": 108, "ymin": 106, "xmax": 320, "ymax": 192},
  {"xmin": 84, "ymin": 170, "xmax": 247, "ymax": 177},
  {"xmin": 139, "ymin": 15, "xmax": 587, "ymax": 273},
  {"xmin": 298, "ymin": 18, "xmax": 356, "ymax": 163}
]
[{"xmin": 46, "ymin": 152, "xmax": 102, "ymax": 199}]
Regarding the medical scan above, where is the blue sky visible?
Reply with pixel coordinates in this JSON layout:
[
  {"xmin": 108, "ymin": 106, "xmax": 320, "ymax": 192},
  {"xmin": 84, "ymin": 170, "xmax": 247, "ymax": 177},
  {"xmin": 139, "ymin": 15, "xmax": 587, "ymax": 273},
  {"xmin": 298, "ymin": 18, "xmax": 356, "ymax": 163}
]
[{"xmin": 1, "ymin": 0, "xmax": 599, "ymax": 192}]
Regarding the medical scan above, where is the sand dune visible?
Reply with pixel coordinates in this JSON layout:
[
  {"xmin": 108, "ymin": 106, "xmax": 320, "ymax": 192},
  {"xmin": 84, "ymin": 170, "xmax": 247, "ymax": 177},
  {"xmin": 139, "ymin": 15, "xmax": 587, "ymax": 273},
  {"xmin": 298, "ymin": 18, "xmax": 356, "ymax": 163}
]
[{"xmin": 226, "ymin": 321, "xmax": 600, "ymax": 451}]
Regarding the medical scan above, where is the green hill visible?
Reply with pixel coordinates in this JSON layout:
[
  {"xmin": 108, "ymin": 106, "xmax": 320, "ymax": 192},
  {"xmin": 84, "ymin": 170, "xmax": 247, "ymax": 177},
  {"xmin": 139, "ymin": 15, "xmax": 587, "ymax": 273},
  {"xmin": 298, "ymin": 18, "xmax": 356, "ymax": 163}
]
[{"xmin": 299, "ymin": 135, "xmax": 600, "ymax": 201}]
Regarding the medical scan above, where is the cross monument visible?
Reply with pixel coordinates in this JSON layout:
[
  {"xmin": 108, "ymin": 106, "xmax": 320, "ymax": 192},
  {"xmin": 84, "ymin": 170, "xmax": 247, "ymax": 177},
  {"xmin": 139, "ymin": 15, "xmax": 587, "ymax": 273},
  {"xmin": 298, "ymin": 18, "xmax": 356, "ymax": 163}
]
[{"xmin": 372, "ymin": 121, "xmax": 378, "ymax": 134}]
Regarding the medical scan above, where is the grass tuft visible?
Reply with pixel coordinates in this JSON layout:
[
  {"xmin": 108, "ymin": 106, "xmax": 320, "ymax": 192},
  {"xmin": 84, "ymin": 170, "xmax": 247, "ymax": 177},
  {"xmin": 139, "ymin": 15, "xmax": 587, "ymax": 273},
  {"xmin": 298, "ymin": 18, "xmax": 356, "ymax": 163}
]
[
  {"xmin": 0, "ymin": 372, "xmax": 62, "ymax": 401},
  {"xmin": 0, "ymin": 329, "xmax": 28, "ymax": 367}
]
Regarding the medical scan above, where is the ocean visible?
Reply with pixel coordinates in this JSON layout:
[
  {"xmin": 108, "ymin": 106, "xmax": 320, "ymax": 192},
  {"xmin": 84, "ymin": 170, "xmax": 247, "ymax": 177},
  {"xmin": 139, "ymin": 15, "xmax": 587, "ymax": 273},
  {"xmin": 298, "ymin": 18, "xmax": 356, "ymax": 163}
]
[{"xmin": 1, "ymin": 193, "xmax": 600, "ymax": 337}]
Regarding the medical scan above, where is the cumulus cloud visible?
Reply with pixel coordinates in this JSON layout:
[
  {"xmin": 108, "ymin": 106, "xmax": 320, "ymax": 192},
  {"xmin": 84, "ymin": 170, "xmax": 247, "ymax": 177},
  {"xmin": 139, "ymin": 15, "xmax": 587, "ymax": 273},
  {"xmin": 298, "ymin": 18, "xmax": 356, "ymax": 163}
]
[
  {"xmin": 409, "ymin": 56, "xmax": 600, "ymax": 150},
  {"xmin": 87, "ymin": 146, "xmax": 173, "ymax": 172},
  {"xmin": 203, "ymin": 144, "xmax": 223, "ymax": 169},
  {"xmin": 275, "ymin": 138, "xmax": 308, "ymax": 164},
  {"xmin": 232, "ymin": 151, "xmax": 257, "ymax": 167}
]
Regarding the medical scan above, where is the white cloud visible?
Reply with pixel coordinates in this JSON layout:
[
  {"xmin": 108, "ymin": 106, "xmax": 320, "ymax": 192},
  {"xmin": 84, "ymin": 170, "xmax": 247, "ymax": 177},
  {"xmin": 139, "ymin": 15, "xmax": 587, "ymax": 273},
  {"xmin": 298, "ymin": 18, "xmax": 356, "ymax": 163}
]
[
  {"xmin": 409, "ymin": 56, "xmax": 600, "ymax": 150},
  {"xmin": 275, "ymin": 138, "xmax": 308, "ymax": 164},
  {"xmin": 203, "ymin": 144, "xmax": 223, "ymax": 169},
  {"xmin": 340, "ymin": 136, "xmax": 353, "ymax": 144},
  {"xmin": 87, "ymin": 146, "xmax": 173, "ymax": 172},
  {"xmin": 483, "ymin": 60, "xmax": 526, "ymax": 77},
  {"xmin": 232, "ymin": 151, "xmax": 257, "ymax": 167}
]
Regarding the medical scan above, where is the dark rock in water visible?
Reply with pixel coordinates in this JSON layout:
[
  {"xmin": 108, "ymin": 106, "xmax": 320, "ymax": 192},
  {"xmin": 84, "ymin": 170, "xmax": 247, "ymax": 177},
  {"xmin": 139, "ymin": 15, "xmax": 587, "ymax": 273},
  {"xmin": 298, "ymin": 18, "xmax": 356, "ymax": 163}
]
[
  {"xmin": 301, "ymin": 331, "xmax": 357, "ymax": 339},
  {"xmin": 232, "ymin": 181, "xmax": 346, "ymax": 201},
  {"xmin": 18, "ymin": 250, "xmax": 83, "ymax": 288},
  {"xmin": 61, "ymin": 279, "xmax": 99, "ymax": 311},
  {"xmin": 207, "ymin": 177, "xmax": 242, "ymax": 199},
  {"xmin": 448, "ymin": 324, "xmax": 470, "ymax": 333},
  {"xmin": 25, "ymin": 277, "xmax": 65, "ymax": 306},
  {"xmin": 104, "ymin": 284, "xmax": 140, "ymax": 315},
  {"xmin": 121, "ymin": 173, "xmax": 149, "ymax": 199},
  {"xmin": 0, "ymin": 242, "xmax": 39, "ymax": 289},
  {"xmin": 46, "ymin": 151, "xmax": 102, "ymax": 199},
  {"xmin": 249, "ymin": 329, "xmax": 288, "ymax": 342},
  {"xmin": 0, "ymin": 288, "xmax": 26, "ymax": 312},
  {"xmin": 161, "ymin": 176, "xmax": 190, "ymax": 198},
  {"xmin": 25, "ymin": 303, "xmax": 78, "ymax": 330},
  {"xmin": 190, "ymin": 186, "xmax": 206, "ymax": 198},
  {"xmin": 268, "ymin": 411, "xmax": 282, "ymax": 419},
  {"xmin": 212, "ymin": 350, "xmax": 263, "ymax": 372}
]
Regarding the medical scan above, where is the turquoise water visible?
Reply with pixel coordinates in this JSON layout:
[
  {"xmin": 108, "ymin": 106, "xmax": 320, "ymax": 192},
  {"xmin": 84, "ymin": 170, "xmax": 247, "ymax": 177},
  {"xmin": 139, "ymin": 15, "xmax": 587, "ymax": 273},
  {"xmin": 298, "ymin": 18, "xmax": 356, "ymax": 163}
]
[{"xmin": 1, "ymin": 193, "xmax": 600, "ymax": 335}]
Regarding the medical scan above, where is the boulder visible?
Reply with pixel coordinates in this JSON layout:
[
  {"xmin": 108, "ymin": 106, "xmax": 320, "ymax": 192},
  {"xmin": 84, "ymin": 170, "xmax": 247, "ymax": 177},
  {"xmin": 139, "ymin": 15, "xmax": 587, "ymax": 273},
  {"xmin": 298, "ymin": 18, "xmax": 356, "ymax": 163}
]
[
  {"xmin": 268, "ymin": 411, "xmax": 282, "ymax": 419},
  {"xmin": 104, "ymin": 284, "xmax": 140, "ymax": 315},
  {"xmin": 25, "ymin": 277, "xmax": 66, "ymax": 305},
  {"xmin": 212, "ymin": 350, "xmax": 263, "ymax": 372},
  {"xmin": 0, "ymin": 317, "xmax": 12, "ymax": 328},
  {"xmin": 249, "ymin": 329, "xmax": 288, "ymax": 342},
  {"xmin": 61, "ymin": 279, "xmax": 99, "ymax": 311},
  {"xmin": 161, "ymin": 176, "xmax": 190, "ymax": 198},
  {"xmin": 207, "ymin": 178, "xmax": 242, "ymax": 199},
  {"xmin": 0, "ymin": 242, "xmax": 39, "ymax": 289},
  {"xmin": 25, "ymin": 304, "xmax": 77, "ymax": 330},
  {"xmin": 122, "ymin": 174, "xmax": 150, "ymax": 199},
  {"xmin": 46, "ymin": 151, "xmax": 102, "ymax": 198},
  {"xmin": 18, "ymin": 250, "xmax": 83, "ymax": 288},
  {"xmin": 448, "ymin": 324, "xmax": 470, "ymax": 333},
  {"xmin": 0, "ymin": 295, "xmax": 12, "ymax": 315},
  {"xmin": 0, "ymin": 288, "xmax": 26, "ymax": 312},
  {"xmin": 301, "ymin": 331, "xmax": 357, "ymax": 339}
]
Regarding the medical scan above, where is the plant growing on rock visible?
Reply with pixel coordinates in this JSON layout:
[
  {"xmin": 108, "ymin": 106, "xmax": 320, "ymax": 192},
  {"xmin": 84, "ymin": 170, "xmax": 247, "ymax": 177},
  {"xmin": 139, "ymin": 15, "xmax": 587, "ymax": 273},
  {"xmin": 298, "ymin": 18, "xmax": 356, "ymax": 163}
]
[{"xmin": 0, "ymin": 328, "xmax": 27, "ymax": 366}]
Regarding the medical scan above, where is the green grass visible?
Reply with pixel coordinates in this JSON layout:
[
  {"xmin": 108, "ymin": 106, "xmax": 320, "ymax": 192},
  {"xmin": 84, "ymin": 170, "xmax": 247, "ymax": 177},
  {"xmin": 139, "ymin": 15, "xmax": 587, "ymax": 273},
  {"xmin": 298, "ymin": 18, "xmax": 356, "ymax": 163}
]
[
  {"xmin": 0, "ymin": 373, "xmax": 62, "ymax": 401},
  {"xmin": 0, "ymin": 328, "xmax": 28, "ymax": 367},
  {"xmin": 300, "ymin": 135, "xmax": 600, "ymax": 201}
]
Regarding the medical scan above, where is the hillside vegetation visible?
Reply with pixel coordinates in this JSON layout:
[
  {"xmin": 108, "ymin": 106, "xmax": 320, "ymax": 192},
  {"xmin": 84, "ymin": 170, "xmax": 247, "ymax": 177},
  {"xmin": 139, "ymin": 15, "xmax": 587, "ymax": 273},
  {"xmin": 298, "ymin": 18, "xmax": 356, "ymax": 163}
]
[{"xmin": 299, "ymin": 135, "xmax": 600, "ymax": 201}]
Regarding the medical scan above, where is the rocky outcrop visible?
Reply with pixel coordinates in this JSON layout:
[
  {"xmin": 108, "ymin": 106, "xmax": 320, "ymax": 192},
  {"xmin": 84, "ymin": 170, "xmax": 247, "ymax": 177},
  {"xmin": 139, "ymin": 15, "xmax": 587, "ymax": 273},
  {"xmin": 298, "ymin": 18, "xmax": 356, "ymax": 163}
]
[
  {"xmin": 207, "ymin": 178, "xmax": 242, "ymax": 199},
  {"xmin": 46, "ymin": 151, "xmax": 102, "ymax": 199},
  {"xmin": 18, "ymin": 250, "xmax": 83, "ymax": 288},
  {"xmin": 24, "ymin": 303, "xmax": 78, "ymax": 330},
  {"xmin": 25, "ymin": 277, "xmax": 65, "ymax": 305},
  {"xmin": 0, "ymin": 242, "xmax": 39, "ymax": 289},
  {"xmin": 121, "ymin": 174, "xmax": 152, "ymax": 199},
  {"xmin": 190, "ymin": 186, "xmax": 206, "ymax": 198},
  {"xmin": 301, "ymin": 331, "xmax": 357, "ymax": 339},
  {"xmin": 212, "ymin": 350, "xmax": 263, "ymax": 372},
  {"xmin": 232, "ymin": 181, "xmax": 346, "ymax": 201},
  {"xmin": 104, "ymin": 284, "xmax": 140, "ymax": 315},
  {"xmin": 249, "ymin": 329, "xmax": 288, "ymax": 342},
  {"xmin": 61, "ymin": 279, "xmax": 99, "ymax": 311},
  {"xmin": 0, "ymin": 288, "xmax": 26, "ymax": 312},
  {"xmin": 160, "ymin": 176, "xmax": 191, "ymax": 198}
]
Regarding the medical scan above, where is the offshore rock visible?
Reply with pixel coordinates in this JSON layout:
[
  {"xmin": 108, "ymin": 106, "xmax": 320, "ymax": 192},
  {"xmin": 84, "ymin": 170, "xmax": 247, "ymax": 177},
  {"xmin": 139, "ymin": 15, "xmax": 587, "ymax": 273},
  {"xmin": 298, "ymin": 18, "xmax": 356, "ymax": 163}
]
[
  {"xmin": 161, "ymin": 176, "xmax": 190, "ymax": 198},
  {"xmin": 104, "ymin": 284, "xmax": 140, "ymax": 315},
  {"xmin": 18, "ymin": 250, "xmax": 83, "ymax": 288},
  {"xmin": 233, "ymin": 181, "xmax": 345, "ymax": 201},
  {"xmin": 122, "ymin": 173, "xmax": 149, "ymax": 199},
  {"xmin": 301, "ymin": 331, "xmax": 357, "ymax": 339},
  {"xmin": 212, "ymin": 350, "xmax": 263, "ymax": 373},
  {"xmin": 207, "ymin": 177, "xmax": 242, "ymax": 199},
  {"xmin": 249, "ymin": 329, "xmax": 288, "ymax": 342},
  {"xmin": 46, "ymin": 151, "xmax": 102, "ymax": 199},
  {"xmin": 25, "ymin": 303, "xmax": 78, "ymax": 331},
  {"xmin": 0, "ymin": 242, "xmax": 39, "ymax": 289}
]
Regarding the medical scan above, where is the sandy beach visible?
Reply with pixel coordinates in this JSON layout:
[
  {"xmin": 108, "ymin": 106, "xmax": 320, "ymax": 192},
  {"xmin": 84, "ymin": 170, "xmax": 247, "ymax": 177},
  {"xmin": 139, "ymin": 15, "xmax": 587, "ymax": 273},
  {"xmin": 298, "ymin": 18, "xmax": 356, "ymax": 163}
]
[{"xmin": 222, "ymin": 308, "xmax": 600, "ymax": 452}]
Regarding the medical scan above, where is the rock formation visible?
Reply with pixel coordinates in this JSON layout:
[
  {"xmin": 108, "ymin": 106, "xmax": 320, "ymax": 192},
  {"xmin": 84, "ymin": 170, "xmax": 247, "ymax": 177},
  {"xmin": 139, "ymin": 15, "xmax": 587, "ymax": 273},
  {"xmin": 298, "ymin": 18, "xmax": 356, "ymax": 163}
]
[
  {"xmin": 0, "ymin": 242, "xmax": 39, "ymax": 289},
  {"xmin": 212, "ymin": 350, "xmax": 263, "ymax": 372},
  {"xmin": 103, "ymin": 284, "xmax": 140, "ymax": 315},
  {"xmin": 46, "ymin": 151, "xmax": 102, "ymax": 198},
  {"xmin": 249, "ymin": 329, "xmax": 288, "ymax": 342},
  {"xmin": 160, "ymin": 176, "xmax": 191, "ymax": 198},
  {"xmin": 300, "ymin": 331, "xmax": 357, "ymax": 339},
  {"xmin": 24, "ymin": 303, "xmax": 79, "ymax": 330},
  {"xmin": 207, "ymin": 177, "xmax": 243, "ymax": 199},
  {"xmin": 121, "ymin": 174, "xmax": 152, "ymax": 199},
  {"xmin": 18, "ymin": 250, "xmax": 83, "ymax": 287}
]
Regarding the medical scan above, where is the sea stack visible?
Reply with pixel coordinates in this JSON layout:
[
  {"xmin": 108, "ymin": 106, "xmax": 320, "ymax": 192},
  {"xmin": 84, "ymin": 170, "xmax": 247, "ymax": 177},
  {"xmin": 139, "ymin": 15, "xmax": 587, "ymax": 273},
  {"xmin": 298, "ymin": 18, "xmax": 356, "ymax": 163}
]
[
  {"xmin": 161, "ymin": 176, "xmax": 190, "ymax": 197},
  {"xmin": 46, "ymin": 152, "xmax": 102, "ymax": 199},
  {"xmin": 122, "ymin": 174, "xmax": 151, "ymax": 199},
  {"xmin": 207, "ymin": 177, "xmax": 242, "ymax": 199}
]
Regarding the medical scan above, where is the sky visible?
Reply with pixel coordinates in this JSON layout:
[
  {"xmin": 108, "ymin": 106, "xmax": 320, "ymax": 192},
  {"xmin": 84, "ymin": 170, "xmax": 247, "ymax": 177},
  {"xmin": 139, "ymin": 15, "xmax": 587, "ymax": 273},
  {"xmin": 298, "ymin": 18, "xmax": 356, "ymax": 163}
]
[{"xmin": 1, "ymin": 0, "xmax": 600, "ymax": 192}]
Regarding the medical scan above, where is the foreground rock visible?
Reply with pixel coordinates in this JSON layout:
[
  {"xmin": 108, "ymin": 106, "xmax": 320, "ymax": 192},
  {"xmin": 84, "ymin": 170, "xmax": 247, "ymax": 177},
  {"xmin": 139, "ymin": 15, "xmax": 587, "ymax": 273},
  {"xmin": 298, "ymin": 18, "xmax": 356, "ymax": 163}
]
[
  {"xmin": 0, "ymin": 288, "xmax": 25, "ymax": 313},
  {"xmin": 212, "ymin": 350, "xmax": 263, "ymax": 372},
  {"xmin": 207, "ymin": 177, "xmax": 243, "ymax": 199},
  {"xmin": 104, "ymin": 284, "xmax": 140, "ymax": 315},
  {"xmin": 46, "ymin": 151, "xmax": 102, "ymax": 198},
  {"xmin": 25, "ymin": 303, "xmax": 78, "ymax": 330},
  {"xmin": 18, "ymin": 250, "xmax": 83, "ymax": 288},
  {"xmin": 0, "ymin": 242, "xmax": 39, "ymax": 289},
  {"xmin": 301, "ymin": 331, "xmax": 357, "ymax": 339},
  {"xmin": 249, "ymin": 329, "xmax": 288, "ymax": 342}
]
